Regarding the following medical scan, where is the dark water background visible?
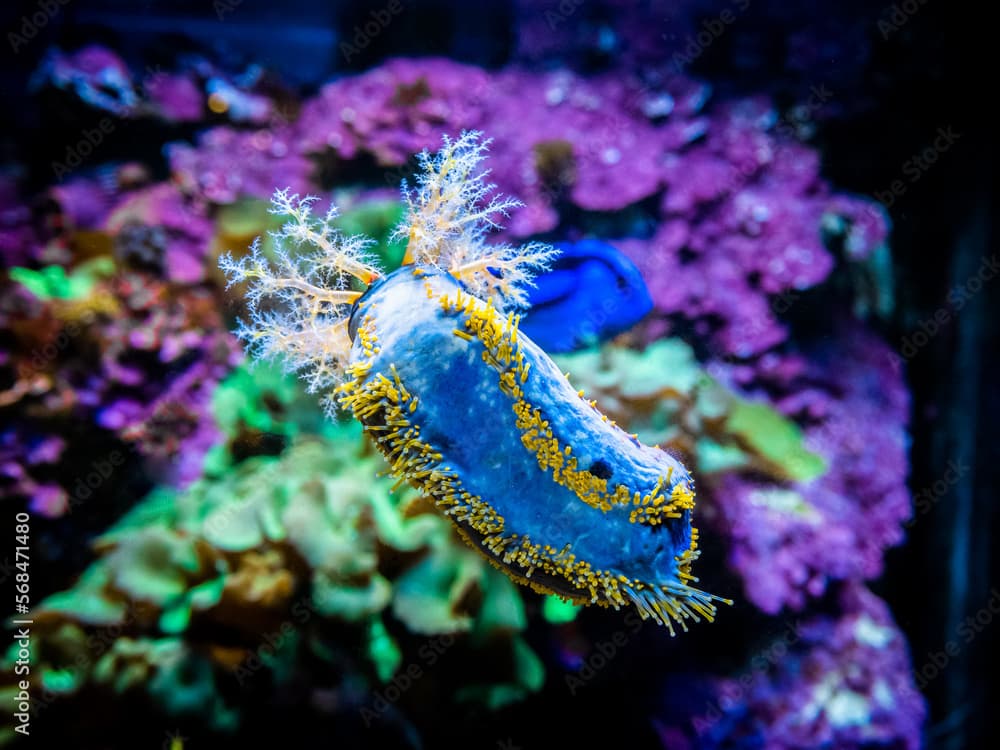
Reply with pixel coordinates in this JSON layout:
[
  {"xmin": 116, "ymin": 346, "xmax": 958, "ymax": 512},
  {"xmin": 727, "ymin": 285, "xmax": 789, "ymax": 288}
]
[{"xmin": 0, "ymin": 1, "xmax": 994, "ymax": 748}]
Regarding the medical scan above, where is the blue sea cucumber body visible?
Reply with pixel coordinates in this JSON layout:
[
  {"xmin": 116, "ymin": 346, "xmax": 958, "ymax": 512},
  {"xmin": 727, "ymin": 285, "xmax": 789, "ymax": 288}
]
[{"xmin": 338, "ymin": 266, "xmax": 720, "ymax": 632}]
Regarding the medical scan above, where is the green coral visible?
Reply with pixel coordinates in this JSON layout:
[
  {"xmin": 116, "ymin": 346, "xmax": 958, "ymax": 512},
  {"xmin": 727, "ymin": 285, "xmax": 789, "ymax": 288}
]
[
  {"xmin": 331, "ymin": 198, "xmax": 408, "ymax": 271},
  {"xmin": 92, "ymin": 637, "xmax": 238, "ymax": 730},
  {"xmin": 454, "ymin": 636, "xmax": 546, "ymax": 710},
  {"xmin": 9, "ymin": 258, "xmax": 114, "ymax": 301},
  {"xmin": 13, "ymin": 427, "xmax": 543, "ymax": 730},
  {"xmin": 724, "ymin": 400, "xmax": 827, "ymax": 482},
  {"xmin": 203, "ymin": 360, "xmax": 343, "ymax": 476},
  {"xmin": 542, "ymin": 595, "xmax": 581, "ymax": 624},
  {"xmin": 553, "ymin": 339, "xmax": 826, "ymax": 483},
  {"xmin": 215, "ymin": 195, "xmax": 407, "ymax": 278}
]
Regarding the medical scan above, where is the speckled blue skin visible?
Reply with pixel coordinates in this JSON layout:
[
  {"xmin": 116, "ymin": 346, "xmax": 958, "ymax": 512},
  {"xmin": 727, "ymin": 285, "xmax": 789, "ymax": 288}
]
[{"xmin": 348, "ymin": 266, "xmax": 696, "ymax": 597}]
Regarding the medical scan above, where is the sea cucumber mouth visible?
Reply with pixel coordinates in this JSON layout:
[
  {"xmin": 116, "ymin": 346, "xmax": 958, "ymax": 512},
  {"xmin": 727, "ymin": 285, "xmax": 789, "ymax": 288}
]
[
  {"xmin": 348, "ymin": 265, "xmax": 461, "ymax": 341},
  {"xmin": 347, "ymin": 272, "xmax": 389, "ymax": 342}
]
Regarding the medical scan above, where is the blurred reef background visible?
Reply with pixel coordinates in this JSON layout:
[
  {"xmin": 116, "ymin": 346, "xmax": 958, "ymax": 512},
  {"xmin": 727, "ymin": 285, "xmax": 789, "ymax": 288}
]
[{"xmin": 0, "ymin": 1, "xmax": 994, "ymax": 749}]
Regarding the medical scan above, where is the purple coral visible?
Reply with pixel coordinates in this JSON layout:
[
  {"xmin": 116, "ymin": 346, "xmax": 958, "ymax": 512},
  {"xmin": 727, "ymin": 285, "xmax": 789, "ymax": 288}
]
[
  {"xmin": 144, "ymin": 72, "xmax": 204, "ymax": 122},
  {"xmin": 682, "ymin": 584, "xmax": 925, "ymax": 750},
  {"xmin": 82, "ymin": 271, "xmax": 241, "ymax": 486},
  {"xmin": 48, "ymin": 174, "xmax": 122, "ymax": 232},
  {"xmin": 296, "ymin": 61, "xmax": 702, "ymax": 233},
  {"xmin": 105, "ymin": 184, "xmax": 215, "ymax": 282},
  {"xmin": 0, "ymin": 280, "xmax": 78, "ymax": 516},
  {"xmin": 476, "ymin": 69, "xmax": 698, "ymax": 235},
  {"xmin": 34, "ymin": 44, "xmax": 284, "ymax": 126},
  {"xmin": 297, "ymin": 57, "xmax": 491, "ymax": 165},
  {"xmin": 1, "ymin": 267, "xmax": 240, "ymax": 509},
  {"xmin": 168, "ymin": 127, "xmax": 313, "ymax": 206},
  {"xmin": 708, "ymin": 323, "xmax": 910, "ymax": 613},
  {"xmin": 621, "ymin": 101, "xmax": 883, "ymax": 357},
  {"xmin": 294, "ymin": 60, "xmax": 885, "ymax": 356},
  {"xmin": 38, "ymin": 45, "xmax": 139, "ymax": 115},
  {"xmin": 0, "ymin": 175, "xmax": 42, "ymax": 267},
  {"xmin": 1, "ymin": 428, "xmax": 67, "ymax": 516}
]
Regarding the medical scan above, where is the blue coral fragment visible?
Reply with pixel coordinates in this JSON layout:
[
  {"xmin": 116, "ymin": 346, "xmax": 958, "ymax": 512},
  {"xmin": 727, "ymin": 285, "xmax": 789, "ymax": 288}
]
[{"xmin": 521, "ymin": 239, "xmax": 653, "ymax": 352}]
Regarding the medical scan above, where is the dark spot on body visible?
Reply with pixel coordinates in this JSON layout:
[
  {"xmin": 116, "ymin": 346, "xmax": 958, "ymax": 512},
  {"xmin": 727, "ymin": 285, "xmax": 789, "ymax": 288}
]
[{"xmin": 589, "ymin": 459, "xmax": 613, "ymax": 480}]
